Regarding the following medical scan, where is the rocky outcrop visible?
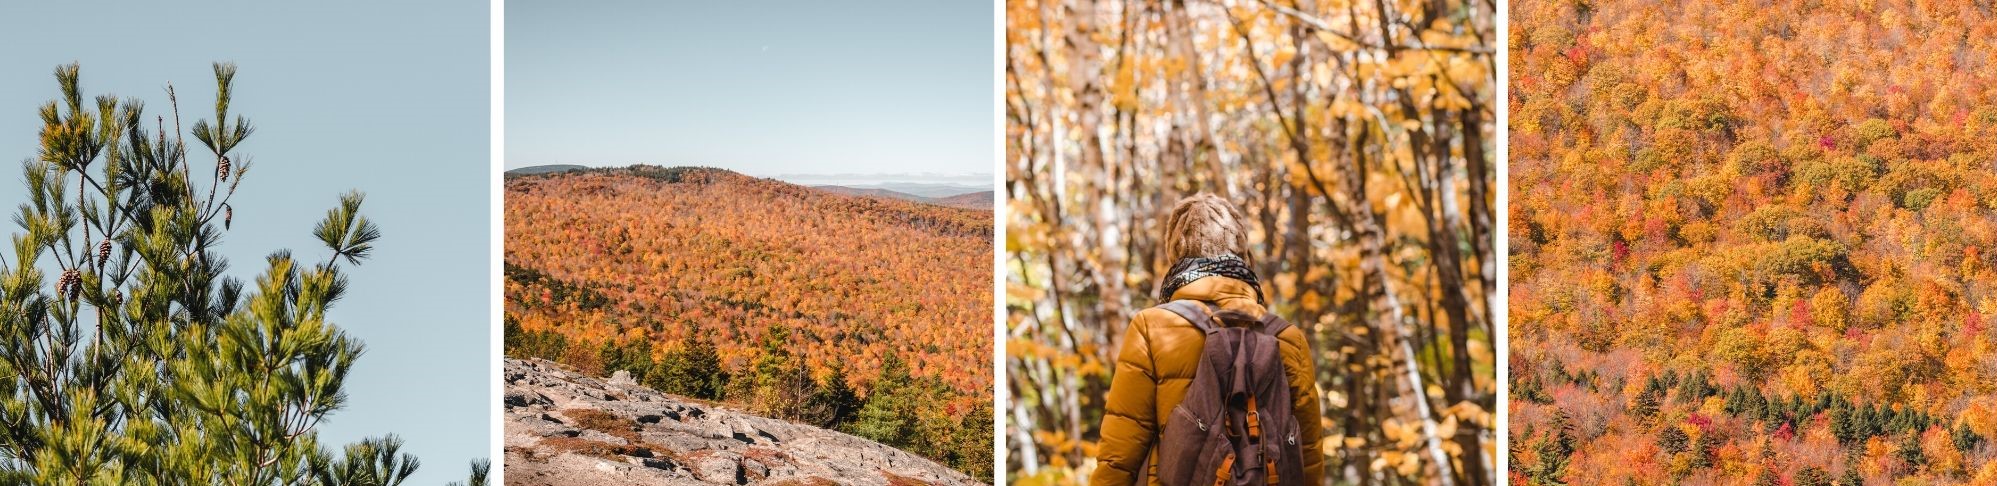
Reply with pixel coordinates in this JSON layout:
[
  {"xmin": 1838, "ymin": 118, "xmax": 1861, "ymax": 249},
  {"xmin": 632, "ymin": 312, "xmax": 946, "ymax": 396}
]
[{"xmin": 504, "ymin": 358, "xmax": 982, "ymax": 486}]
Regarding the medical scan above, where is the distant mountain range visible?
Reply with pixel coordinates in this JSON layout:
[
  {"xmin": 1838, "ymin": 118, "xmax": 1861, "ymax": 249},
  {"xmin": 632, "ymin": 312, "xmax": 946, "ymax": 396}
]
[
  {"xmin": 810, "ymin": 181, "xmax": 989, "ymax": 199},
  {"xmin": 933, "ymin": 191, "xmax": 995, "ymax": 210},
  {"xmin": 773, "ymin": 171, "xmax": 991, "ymax": 185},
  {"xmin": 812, "ymin": 185, "xmax": 993, "ymax": 210}
]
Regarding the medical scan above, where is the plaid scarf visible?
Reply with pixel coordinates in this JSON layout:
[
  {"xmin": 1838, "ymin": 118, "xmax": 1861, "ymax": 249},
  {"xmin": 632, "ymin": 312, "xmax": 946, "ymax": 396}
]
[{"xmin": 1158, "ymin": 254, "xmax": 1263, "ymax": 304}]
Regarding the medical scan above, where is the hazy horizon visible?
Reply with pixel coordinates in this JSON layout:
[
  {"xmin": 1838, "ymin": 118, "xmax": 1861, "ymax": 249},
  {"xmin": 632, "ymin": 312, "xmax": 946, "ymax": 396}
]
[{"xmin": 507, "ymin": 161, "xmax": 992, "ymax": 186}]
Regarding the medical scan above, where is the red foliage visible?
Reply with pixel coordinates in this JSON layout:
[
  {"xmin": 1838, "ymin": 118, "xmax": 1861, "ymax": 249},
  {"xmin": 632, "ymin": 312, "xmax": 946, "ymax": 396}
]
[
  {"xmin": 1789, "ymin": 299, "xmax": 1811, "ymax": 330},
  {"xmin": 1686, "ymin": 413, "xmax": 1712, "ymax": 431},
  {"xmin": 1563, "ymin": 45, "xmax": 1590, "ymax": 65}
]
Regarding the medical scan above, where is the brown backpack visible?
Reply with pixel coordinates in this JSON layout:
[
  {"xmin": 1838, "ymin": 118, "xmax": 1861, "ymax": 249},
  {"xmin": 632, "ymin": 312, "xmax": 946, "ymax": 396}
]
[{"xmin": 1151, "ymin": 300, "xmax": 1306, "ymax": 486}]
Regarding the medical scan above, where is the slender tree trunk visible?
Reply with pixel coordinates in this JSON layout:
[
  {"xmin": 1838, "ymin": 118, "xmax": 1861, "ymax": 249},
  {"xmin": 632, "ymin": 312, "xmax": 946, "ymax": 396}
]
[{"xmin": 1348, "ymin": 132, "xmax": 1458, "ymax": 486}]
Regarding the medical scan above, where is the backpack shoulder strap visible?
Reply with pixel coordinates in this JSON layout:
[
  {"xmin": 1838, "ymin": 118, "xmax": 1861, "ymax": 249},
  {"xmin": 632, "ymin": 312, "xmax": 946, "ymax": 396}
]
[
  {"xmin": 1157, "ymin": 300, "xmax": 1218, "ymax": 333},
  {"xmin": 1257, "ymin": 313, "xmax": 1293, "ymax": 338}
]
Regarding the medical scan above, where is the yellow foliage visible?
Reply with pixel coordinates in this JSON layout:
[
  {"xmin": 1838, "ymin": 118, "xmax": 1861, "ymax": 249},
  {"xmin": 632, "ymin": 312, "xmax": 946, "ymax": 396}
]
[{"xmin": 1009, "ymin": 0, "xmax": 1493, "ymax": 481}]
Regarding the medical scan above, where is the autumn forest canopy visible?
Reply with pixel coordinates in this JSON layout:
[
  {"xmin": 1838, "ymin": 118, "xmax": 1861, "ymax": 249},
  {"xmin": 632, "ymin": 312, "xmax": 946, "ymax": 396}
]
[
  {"xmin": 502, "ymin": 165, "xmax": 994, "ymax": 477},
  {"xmin": 1510, "ymin": 0, "xmax": 1997, "ymax": 483}
]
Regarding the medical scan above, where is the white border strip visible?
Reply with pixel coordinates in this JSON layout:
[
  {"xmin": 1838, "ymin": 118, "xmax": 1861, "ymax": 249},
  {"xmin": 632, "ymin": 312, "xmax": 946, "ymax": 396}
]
[
  {"xmin": 1493, "ymin": 0, "xmax": 1511, "ymax": 480},
  {"xmin": 489, "ymin": 0, "xmax": 507, "ymax": 481},
  {"xmin": 992, "ymin": 0, "xmax": 1010, "ymax": 483}
]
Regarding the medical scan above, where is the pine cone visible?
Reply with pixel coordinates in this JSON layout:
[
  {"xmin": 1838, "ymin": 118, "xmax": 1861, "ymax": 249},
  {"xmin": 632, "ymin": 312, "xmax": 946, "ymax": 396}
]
[
  {"xmin": 224, "ymin": 204, "xmax": 233, "ymax": 230},
  {"xmin": 97, "ymin": 239, "xmax": 111, "ymax": 264},
  {"xmin": 58, "ymin": 269, "xmax": 80, "ymax": 301},
  {"xmin": 217, "ymin": 156, "xmax": 231, "ymax": 182}
]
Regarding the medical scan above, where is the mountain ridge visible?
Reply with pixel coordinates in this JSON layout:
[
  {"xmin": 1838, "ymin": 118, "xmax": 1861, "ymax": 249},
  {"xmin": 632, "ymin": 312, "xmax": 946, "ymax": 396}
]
[{"xmin": 506, "ymin": 164, "xmax": 590, "ymax": 176}]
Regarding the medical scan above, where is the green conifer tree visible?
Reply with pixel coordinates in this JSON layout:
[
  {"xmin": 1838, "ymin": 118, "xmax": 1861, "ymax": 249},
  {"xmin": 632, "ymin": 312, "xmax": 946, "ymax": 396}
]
[
  {"xmin": 1896, "ymin": 431, "xmax": 1926, "ymax": 468},
  {"xmin": 308, "ymin": 435, "xmax": 420, "ymax": 486},
  {"xmin": 1630, "ymin": 388, "xmax": 1661, "ymax": 419},
  {"xmin": 650, "ymin": 330, "xmax": 727, "ymax": 399},
  {"xmin": 1690, "ymin": 430, "xmax": 1722, "ymax": 469},
  {"xmin": 1832, "ymin": 402, "xmax": 1862, "ymax": 445},
  {"xmin": 0, "ymin": 63, "xmax": 474, "ymax": 483},
  {"xmin": 598, "ymin": 337, "xmax": 654, "ymax": 381},
  {"xmin": 953, "ymin": 401, "xmax": 995, "ymax": 480},
  {"xmin": 1656, "ymin": 426, "xmax": 1689, "ymax": 455},
  {"xmin": 1839, "ymin": 467, "xmax": 1863, "ymax": 486},
  {"xmin": 1954, "ymin": 422, "xmax": 1984, "ymax": 453},
  {"xmin": 745, "ymin": 323, "xmax": 818, "ymax": 418},
  {"xmin": 806, "ymin": 362, "xmax": 862, "ymax": 428},
  {"xmin": 1794, "ymin": 466, "xmax": 1831, "ymax": 486},
  {"xmin": 849, "ymin": 350, "xmax": 915, "ymax": 447}
]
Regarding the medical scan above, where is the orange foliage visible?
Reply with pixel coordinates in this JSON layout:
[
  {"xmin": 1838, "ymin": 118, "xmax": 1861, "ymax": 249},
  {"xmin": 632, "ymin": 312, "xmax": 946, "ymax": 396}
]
[
  {"xmin": 1511, "ymin": 0, "xmax": 1997, "ymax": 482},
  {"xmin": 503, "ymin": 166, "xmax": 993, "ymax": 397}
]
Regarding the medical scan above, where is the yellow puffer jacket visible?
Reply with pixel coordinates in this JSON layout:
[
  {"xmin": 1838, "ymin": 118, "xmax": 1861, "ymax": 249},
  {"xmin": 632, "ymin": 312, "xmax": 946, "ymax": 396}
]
[{"xmin": 1090, "ymin": 276, "xmax": 1324, "ymax": 486}]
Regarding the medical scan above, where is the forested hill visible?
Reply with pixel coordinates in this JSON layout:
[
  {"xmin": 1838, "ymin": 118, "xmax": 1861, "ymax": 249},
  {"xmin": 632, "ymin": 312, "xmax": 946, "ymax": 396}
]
[
  {"xmin": 1510, "ymin": 0, "xmax": 1997, "ymax": 483},
  {"xmin": 503, "ymin": 165, "xmax": 993, "ymax": 478},
  {"xmin": 505, "ymin": 164, "xmax": 589, "ymax": 176}
]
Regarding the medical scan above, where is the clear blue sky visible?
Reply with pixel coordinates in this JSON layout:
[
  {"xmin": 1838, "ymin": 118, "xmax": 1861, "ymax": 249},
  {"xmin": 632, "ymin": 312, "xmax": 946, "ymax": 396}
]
[
  {"xmin": 506, "ymin": 0, "xmax": 994, "ymax": 178},
  {"xmin": 0, "ymin": 2, "xmax": 490, "ymax": 483}
]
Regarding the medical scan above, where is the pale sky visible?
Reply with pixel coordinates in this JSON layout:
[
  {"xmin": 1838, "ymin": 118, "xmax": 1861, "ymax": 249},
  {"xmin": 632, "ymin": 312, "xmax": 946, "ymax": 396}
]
[
  {"xmin": 506, "ymin": 0, "xmax": 994, "ymax": 178},
  {"xmin": 0, "ymin": 2, "xmax": 490, "ymax": 483}
]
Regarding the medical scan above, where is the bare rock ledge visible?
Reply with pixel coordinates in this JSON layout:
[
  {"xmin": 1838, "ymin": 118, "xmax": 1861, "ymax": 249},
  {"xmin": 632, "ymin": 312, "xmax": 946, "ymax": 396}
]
[{"xmin": 503, "ymin": 358, "xmax": 984, "ymax": 486}]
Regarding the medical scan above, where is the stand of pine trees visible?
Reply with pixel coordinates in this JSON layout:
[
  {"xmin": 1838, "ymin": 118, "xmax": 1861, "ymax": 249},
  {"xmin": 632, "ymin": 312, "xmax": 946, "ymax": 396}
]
[
  {"xmin": 0, "ymin": 64, "xmax": 486, "ymax": 484},
  {"xmin": 1515, "ymin": 360, "xmax": 1989, "ymax": 484},
  {"xmin": 503, "ymin": 320, "xmax": 994, "ymax": 479}
]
